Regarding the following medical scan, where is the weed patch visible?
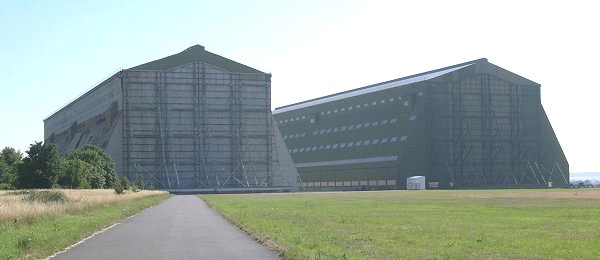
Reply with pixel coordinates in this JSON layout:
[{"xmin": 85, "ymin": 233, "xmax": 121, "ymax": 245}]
[
  {"xmin": 24, "ymin": 190, "xmax": 68, "ymax": 203},
  {"xmin": 16, "ymin": 234, "xmax": 34, "ymax": 250}
]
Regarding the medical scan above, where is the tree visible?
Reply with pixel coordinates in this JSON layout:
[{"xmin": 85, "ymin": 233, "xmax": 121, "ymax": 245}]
[
  {"xmin": 0, "ymin": 160, "xmax": 14, "ymax": 189},
  {"xmin": 60, "ymin": 158, "xmax": 106, "ymax": 189},
  {"xmin": 67, "ymin": 144, "xmax": 117, "ymax": 188},
  {"xmin": 17, "ymin": 142, "xmax": 63, "ymax": 189},
  {"xmin": 87, "ymin": 166, "xmax": 106, "ymax": 189},
  {"xmin": 1, "ymin": 147, "xmax": 23, "ymax": 166},
  {"xmin": 0, "ymin": 147, "xmax": 22, "ymax": 188},
  {"xmin": 60, "ymin": 159, "xmax": 91, "ymax": 189}
]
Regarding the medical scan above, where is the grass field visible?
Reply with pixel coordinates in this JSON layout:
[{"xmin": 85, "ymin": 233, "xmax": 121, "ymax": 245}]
[
  {"xmin": 0, "ymin": 189, "xmax": 170, "ymax": 259},
  {"xmin": 202, "ymin": 189, "xmax": 600, "ymax": 259}
]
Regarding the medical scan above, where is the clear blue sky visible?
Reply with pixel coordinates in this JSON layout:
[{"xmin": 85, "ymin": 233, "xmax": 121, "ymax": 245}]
[{"xmin": 1, "ymin": 1, "xmax": 598, "ymax": 172}]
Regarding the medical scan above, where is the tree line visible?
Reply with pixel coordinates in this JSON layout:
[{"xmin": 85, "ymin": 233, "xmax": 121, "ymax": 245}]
[{"xmin": 0, "ymin": 142, "xmax": 126, "ymax": 190}]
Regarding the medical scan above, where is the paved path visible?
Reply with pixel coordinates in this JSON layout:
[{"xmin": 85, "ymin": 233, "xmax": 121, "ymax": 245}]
[{"xmin": 52, "ymin": 195, "xmax": 279, "ymax": 260}]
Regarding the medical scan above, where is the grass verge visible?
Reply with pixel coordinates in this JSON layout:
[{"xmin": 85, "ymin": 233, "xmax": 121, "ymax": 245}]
[
  {"xmin": 0, "ymin": 192, "xmax": 171, "ymax": 259},
  {"xmin": 202, "ymin": 189, "xmax": 600, "ymax": 259}
]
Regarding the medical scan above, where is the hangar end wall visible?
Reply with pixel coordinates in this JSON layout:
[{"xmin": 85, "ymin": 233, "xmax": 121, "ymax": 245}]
[{"xmin": 44, "ymin": 45, "xmax": 299, "ymax": 192}]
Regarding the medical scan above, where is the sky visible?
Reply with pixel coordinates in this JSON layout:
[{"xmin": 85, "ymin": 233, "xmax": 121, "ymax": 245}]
[{"xmin": 0, "ymin": 0, "xmax": 598, "ymax": 173}]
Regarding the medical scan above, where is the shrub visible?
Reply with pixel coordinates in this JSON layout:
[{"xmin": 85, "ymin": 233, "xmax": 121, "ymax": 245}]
[
  {"xmin": 135, "ymin": 174, "xmax": 144, "ymax": 190},
  {"xmin": 121, "ymin": 176, "xmax": 130, "ymax": 190},
  {"xmin": 114, "ymin": 182, "xmax": 125, "ymax": 195}
]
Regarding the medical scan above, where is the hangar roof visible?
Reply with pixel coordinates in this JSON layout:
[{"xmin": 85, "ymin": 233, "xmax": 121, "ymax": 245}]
[
  {"xmin": 274, "ymin": 58, "xmax": 484, "ymax": 114},
  {"xmin": 129, "ymin": 45, "xmax": 264, "ymax": 73}
]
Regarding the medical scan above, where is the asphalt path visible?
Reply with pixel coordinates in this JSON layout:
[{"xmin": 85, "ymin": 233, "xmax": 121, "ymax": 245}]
[{"xmin": 52, "ymin": 195, "xmax": 279, "ymax": 260}]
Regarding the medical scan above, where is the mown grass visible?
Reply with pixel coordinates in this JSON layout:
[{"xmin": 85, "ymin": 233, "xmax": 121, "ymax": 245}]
[
  {"xmin": 0, "ymin": 190, "xmax": 170, "ymax": 259},
  {"xmin": 202, "ymin": 189, "xmax": 600, "ymax": 259}
]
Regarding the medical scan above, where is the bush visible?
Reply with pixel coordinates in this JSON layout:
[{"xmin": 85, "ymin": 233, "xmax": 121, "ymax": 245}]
[
  {"xmin": 121, "ymin": 176, "xmax": 130, "ymax": 190},
  {"xmin": 24, "ymin": 190, "xmax": 68, "ymax": 203},
  {"xmin": 114, "ymin": 182, "xmax": 125, "ymax": 195},
  {"xmin": 135, "ymin": 174, "xmax": 144, "ymax": 190}
]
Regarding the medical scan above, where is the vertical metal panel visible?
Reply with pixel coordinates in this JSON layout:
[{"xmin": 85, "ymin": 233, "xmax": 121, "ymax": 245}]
[
  {"xmin": 426, "ymin": 63, "xmax": 568, "ymax": 188},
  {"xmin": 122, "ymin": 62, "xmax": 284, "ymax": 190}
]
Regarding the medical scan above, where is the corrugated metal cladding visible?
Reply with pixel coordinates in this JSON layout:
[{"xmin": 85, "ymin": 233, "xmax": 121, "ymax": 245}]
[
  {"xmin": 274, "ymin": 58, "xmax": 569, "ymax": 190},
  {"xmin": 44, "ymin": 45, "xmax": 299, "ymax": 192}
]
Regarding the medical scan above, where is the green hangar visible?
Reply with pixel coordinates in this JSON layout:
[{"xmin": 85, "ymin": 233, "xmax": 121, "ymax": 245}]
[
  {"xmin": 273, "ymin": 58, "xmax": 568, "ymax": 190},
  {"xmin": 45, "ymin": 45, "xmax": 299, "ymax": 192}
]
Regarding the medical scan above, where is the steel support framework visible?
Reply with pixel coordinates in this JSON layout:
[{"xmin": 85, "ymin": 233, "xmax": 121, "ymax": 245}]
[
  {"xmin": 426, "ymin": 73, "xmax": 567, "ymax": 188},
  {"xmin": 121, "ymin": 63, "xmax": 279, "ymax": 190}
]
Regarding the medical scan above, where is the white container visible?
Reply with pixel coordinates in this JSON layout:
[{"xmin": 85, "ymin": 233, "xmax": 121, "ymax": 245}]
[{"xmin": 407, "ymin": 176, "xmax": 426, "ymax": 190}]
